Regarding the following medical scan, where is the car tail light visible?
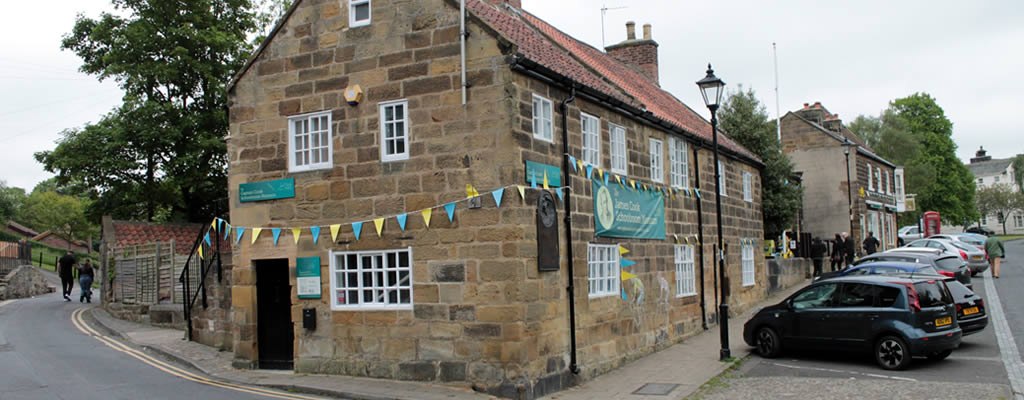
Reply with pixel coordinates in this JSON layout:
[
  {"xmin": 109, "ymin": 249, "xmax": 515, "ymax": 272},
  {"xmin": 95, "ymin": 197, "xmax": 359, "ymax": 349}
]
[
  {"xmin": 955, "ymin": 303, "xmax": 962, "ymax": 312},
  {"xmin": 891, "ymin": 281, "xmax": 921, "ymax": 312},
  {"xmin": 959, "ymin": 250, "xmax": 968, "ymax": 260},
  {"xmin": 977, "ymin": 298, "xmax": 985, "ymax": 309},
  {"xmin": 937, "ymin": 270, "xmax": 954, "ymax": 278}
]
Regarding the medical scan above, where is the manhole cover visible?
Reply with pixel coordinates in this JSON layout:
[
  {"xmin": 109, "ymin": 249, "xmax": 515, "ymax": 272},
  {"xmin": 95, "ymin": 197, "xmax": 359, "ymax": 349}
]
[{"xmin": 632, "ymin": 383, "xmax": 679, "ymax": 395}]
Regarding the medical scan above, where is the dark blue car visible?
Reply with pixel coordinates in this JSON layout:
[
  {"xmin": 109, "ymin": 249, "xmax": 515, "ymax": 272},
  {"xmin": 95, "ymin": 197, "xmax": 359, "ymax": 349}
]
[{"xmin": 814, "ymin": 261, "xmax": 939, "ymax": 282}]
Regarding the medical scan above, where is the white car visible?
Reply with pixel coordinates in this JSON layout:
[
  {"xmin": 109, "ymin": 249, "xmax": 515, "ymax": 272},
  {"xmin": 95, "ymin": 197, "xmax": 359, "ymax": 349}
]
[
  {"xmin": 904, "ymin": 238, "xmax": 988, "ymax": 276},
  {"xmin": 897, "ymin": 225, "xmax": 924, "ymax": 245}
]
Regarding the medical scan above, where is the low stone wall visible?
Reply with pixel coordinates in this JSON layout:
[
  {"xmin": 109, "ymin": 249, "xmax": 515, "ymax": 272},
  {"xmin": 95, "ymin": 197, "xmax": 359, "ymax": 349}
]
[
  {"xmin": 766, "ymin": 258, "xmax": 811, "ymax": 296},
  {"xmin": 0, "ymin": 265, "xmax": 54, "ymax": 300}
]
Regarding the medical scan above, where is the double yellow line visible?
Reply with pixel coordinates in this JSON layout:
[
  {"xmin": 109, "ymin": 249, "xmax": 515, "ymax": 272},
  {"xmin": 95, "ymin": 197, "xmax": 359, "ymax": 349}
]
[{"xmin": 70, "ymin": 308, "xmax": 324, "ymax": 400}]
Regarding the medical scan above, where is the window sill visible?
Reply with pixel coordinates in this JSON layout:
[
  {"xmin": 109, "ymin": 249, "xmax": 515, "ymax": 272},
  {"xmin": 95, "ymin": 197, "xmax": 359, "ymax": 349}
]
[
  {"xmin": 330, "ymin": 305, "xmax": 413, "ymax": 311},
  {"xmin": 588, "ymin": 292, "xmax": 618, "ymax": 300},
  {"xmin": 289, "ymin": 163, "xmax": 334, "ymax": 174}
]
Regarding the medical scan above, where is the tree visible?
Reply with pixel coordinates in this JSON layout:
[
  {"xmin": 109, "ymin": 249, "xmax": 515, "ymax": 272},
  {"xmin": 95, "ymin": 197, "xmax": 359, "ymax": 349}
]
[
  {"xmin": 976, "ymin": 184, "xmax": 1024, "ymax": 235},
  {"xmin": 848, "ymin": 115, "xmax": 882, "ymax": 150},
  {"xmin": 36, "ymin": 0, "xmax": 261, "ymax": 223},
  {"xmin": 19, "ymin": 191, "xmax": 96, "ymax": 249},
  {"xmin": 0, "ymin": 181, "xmax": 26, "ymax": 223},
  {"xmin": 1012, "ymin": 154, "xmax": 1024, "ymax": 190},
  {"xmin": 718, "ymin": 86, "xmax": 803, "ymax": 239}
]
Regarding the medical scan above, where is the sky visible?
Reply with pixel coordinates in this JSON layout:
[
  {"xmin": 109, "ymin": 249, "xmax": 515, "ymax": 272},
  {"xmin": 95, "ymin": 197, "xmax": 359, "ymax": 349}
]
[{"xmin": 1, "ymin": 0, "xmax": 1022, "ymax": 192}]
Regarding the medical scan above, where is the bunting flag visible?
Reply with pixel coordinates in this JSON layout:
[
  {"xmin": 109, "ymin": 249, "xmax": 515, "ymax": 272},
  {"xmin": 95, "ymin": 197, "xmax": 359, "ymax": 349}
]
[
  {"xmin": 673, "ymin": 234, "xmax": 680, "ymax": 244},
  {"xmin": 694, "ymin": 188, "xmax": 702, "ymax": 199},
  {"xmin": 620, "ymin": 258, "xmax": 636, "ymax": 268},
  {"xmin": 374, "ymin": 218, "xmax": 385, "ymax": 237},
  {"xmin": 542, "ymin": 171, "xmax": 549, "ymax": 189},
  {"xmin": 576, "ymin": 159, "xmax": 584, "ymax": 173},
  {"xmin": 352, "ymin": 222, "xmax": 363, "ymax": 240},
  {"xmin": 444, "ymin": 203, "xmax": 456, "ymax": 222},
  {"xmin": 683, "ymin": 187, "xmax": 691, "ymax": 196},
  {"xmin": 198, "ymin": 245, "xmax": 203, "ymax": 260},
  {"xmin": 310, "ymin": 226, "xmax": 321, "ymax": 244},
  {"xmin": 569, "ymin": 155, "xmax": 578, "ymax": 172},
  {"xmin": 422, "ymin": 208, "xmax": 433, "ymax": 227},
  {"xmin": 330, "ymin": 224, "xmax": 341, "ymax": 242},
  {"xmin": 397, "ymin": 214, "xmax": 408, "ymax": 231},
  {"xmin": 555, "ymin": 188, "xmax": 563, "ymax": 201},
  {"xmin": 531, "ymin": 172, "xmax": 538, "ymax": 188},
  {"xmin": 517, "ymin": 186, "xmax": 526, "ymax": 200},
  {"xmin": 491, "ymin": 188, "xmax": 504, "ymax": 208},
  {"xmin": 235, "ymin": 227, "xmax": 246, "ymax": 244},
  {"xmin": 604, "ymin": 172, "xmax": 609, "ymax": 185},
  {"xmin": 629, "ymin": 180, "xmax": 637, "ymax": 190},
  {"xmin": 621, "ymin": 270, "xmax": 638, "ymax": 281},
  {"xmin": 619, "ymin": 245, "xmax": 630, "ymax": 256},
  {"xmin": 622, "ymin": 288, "xmax": 628, "ymax": 300},
  {"xmin": 466, "ymin": 184, "xmax": 479, "ymax": 198},
  {"xmin": 251, "ymin": 228, "xmax": 262, "ymax": 244},
  {"xmin": 272, "ymin": 228, "xmax": 282, "ymax": 245},
  {"xmin": 204, "ymin": 232, "xmax": 211, "ymax": 247},
  {"xmin": 694, "ymin": 235, "xmax": 701, "ymax": 246},
  {"xmin": 211, "ymin": 219, "xmax": 217, "ymax": 230},
  {"xmin": 596, "ymin": 168, "xmax": 604, "ymax": 179},
  {"xmin": 292, "ymin": 228, "xmax": 302, "ymax": 244},
  {"xmin": 586, "ymin": 165, "xmax": 593, "ymax": 180},
  {"xmin": 224, "ymin": 223, "xmax": 231, "ymax": 240}
]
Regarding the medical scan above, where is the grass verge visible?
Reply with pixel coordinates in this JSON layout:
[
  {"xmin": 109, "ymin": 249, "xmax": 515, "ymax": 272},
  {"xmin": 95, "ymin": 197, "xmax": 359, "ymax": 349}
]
[{"xmin": 683, "ymin": 355, "xmax": 747, "ymax": 400}]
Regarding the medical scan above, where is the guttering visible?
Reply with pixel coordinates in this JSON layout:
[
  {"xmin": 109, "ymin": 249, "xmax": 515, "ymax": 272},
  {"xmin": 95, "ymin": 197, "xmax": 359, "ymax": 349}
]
[
  {"xmin": 692, "ymin": 142, "xmax": 708, "ymax": 330},
  {"xmin": 460, "ymin": 0, "xmax": 467, "ymax": 105},
  {"xmin": 559, "ymin": 86, "xmax": 581, "ymax": 375}
]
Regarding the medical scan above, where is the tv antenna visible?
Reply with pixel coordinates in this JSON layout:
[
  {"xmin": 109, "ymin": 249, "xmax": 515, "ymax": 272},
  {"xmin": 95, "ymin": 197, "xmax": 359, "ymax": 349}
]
[{"xmin": 601, "ymin": 3, "xmax": 628, "ymax": 48}]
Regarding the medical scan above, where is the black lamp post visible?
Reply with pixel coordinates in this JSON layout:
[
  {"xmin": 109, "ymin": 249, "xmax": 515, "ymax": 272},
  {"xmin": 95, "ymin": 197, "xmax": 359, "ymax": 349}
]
[
  {"xmin": 843, "ymin": 141, "xmax": 855, "ymax": 236},
  {"xmin": 696, "ymin": 64, "xmax": 730, "ymax": 361}
]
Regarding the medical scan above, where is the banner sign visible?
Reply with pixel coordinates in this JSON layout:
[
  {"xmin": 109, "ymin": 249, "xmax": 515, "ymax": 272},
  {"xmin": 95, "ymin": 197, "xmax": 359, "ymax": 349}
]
[
  {"xmin": 592, "ymin": 178, "xmax": 665, "ymax": 239},
  {"xmin": 239, "ymin": 178, "xmax": 295, "ymax": 202},
  {"xmin": 296, "ymin": 256, "xmax": 321, "ymax": 299},
  {"xmin": 525, "ymin": 161, "xmax": 561, "ymax": 187}
]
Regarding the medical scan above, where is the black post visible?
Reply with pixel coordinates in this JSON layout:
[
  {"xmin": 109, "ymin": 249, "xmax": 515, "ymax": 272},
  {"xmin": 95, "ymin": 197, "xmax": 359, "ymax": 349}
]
[
  {"xmin": 692, "ymin": 143, "xmax": 708, "ymax": 330},
  {"xmin": 710, "ymin": 105, "xmax": 730, "ymax": 361},
  {"xmin": 844, "ymin": 145, "xmax": 854, "ymax": 235},
  {"xmin": 559, "ymin": 86, "xmax": 581, "ymax": 374}
]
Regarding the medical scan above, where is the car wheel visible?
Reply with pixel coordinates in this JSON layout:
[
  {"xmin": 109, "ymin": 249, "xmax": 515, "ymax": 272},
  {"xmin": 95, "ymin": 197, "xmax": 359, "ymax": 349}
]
[
  {"xmin": 875, "ymin": 335, "xmax": 912, "ymax": 370},
  {"xmin": 927, "ymin": 349, "xmax": 953, "ymax": 361},
  {"xmin": 755, "ymin": 326, "xmax": 782, "ymax": 358}
]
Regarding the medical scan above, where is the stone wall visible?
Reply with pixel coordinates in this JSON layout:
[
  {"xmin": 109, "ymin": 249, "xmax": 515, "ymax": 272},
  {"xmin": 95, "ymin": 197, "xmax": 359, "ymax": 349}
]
[
  {"xmin": 766, "ymin": 258, "xmax": 810, "ymax": 296},
  {"xmin": 0, "ymin": 266, "xmax": 53, "ymax": 300}
]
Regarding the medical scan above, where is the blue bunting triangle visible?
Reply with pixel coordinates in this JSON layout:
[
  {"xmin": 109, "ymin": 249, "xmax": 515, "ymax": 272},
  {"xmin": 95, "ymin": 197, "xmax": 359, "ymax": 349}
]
[
  {"xmin": 604, "ymin": 172, "xmax": 609, "ymax": 185},
  {"xmin": 695, "ymin": 188, "xmax": 702, "ymax": 199},
  {"xmin": 492, "ymin": 188, "xmax": 504, "ymax": 208},
  {"xmin": 621, "ymin": 288, "xmax": 628, "ymax": 301},
  {"xmin": 555, "ymin": 188, "xmax": 563, "ymax": 201},
  {"xmin": 271, "ymin": 228, "xmax": 282, "ymax": 245},
  {"xmin": 586, "ymin": 165, "xmax": 593, "ymax": 180},
  {"xmin": 204, "ymin": 232, "xmax": 211, "ymax": 247},
  {"xmin": 310, "ymin": 226, "xmax": 321, "ymax": 244},
  {"xmin": 235, "ymin": 227, "xmax": 246, "ymax": 244},
  {"xmin": 569, "ymin": 155, "xmax": 578, "ymax": 172},
  {"xmin": 531, "ymin": 173, "xmax": 537, "ymax": 188},
  {"xmin": 352, "ymin": 222, "xmax": 363, "ymax": 240},
  {"xmin": 445, "ymin": 203, "xmax": 456, "ymax": 222},
  {"xmin": 217, "ymin": 219, "xmax": 224, "ymax": 233},
  {"xmin": 620, "ymin": 258, "xmax": 636, "ymax": 268},
  {"xmin": 397, "ymin": 214, "xmax": 408, "ymax": 231}
]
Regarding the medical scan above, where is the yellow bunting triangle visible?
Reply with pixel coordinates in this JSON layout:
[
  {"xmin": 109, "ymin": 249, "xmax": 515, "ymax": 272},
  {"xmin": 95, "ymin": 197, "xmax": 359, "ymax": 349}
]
[
  {"xmin": 619, "ymin": 245, "xmax": 630, "ymax": 256},
  {"xmin": 211, "ymin": 219, "xmax": 217, "ymax": 230},
  {"xmin": 422, "ymin": 208, "xmax": 433, "ymax": 228},
  {"xmin": 630, "ymin": 180, "xmax": 636, "ymax": 189},
  {"xmin": 292, "ymin": 228, "xmax": 302, "ymax": 244},
  {"xmin": 576, "ymin": 160, "xmax": 584, "ymax": 174},
  {"xmin": 330, "ymin": 224, "xmax": 341, "ymax": 242},
  {"xmin": 621, "ymin": 270, "xmax": 638, "ymax": 281},
  {"xmin": 543, "ymin": 171, "xmax": 549, "ymax": 189},
  {"xmin": 198, "ymin": 245, "xmax": 203, "ymax": 260},
  {"xmin": 251, "ymin": 228, "xmax": 263, "ymax": 244},
  {"xmin": 517, "ymin": 185, "xmax": 526, "ymax": 199},
  {"xmin": 465, "ymin": 184, "xmax": 479, "ymax": 199},
  {"xmin": 673, "ymin": 234, "xmax": 680, "ymax": 244},
  {"xmin": 597, "ymin": 168, "xmax": 604, "ymax": 179},
  {"xmin": 374, "ymin": 218, "xmax": 384, "ymax": 237}
]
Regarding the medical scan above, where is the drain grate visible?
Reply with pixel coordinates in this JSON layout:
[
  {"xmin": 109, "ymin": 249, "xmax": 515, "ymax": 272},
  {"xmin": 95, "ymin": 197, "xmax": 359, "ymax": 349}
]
[{"xmin": 632, "ymin": 383, "xmax": 679, "ymax": 396}]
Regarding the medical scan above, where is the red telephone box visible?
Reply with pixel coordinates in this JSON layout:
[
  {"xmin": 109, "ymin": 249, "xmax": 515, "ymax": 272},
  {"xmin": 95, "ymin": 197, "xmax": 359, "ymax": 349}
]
[{"xmin": 923, "ymin": 211, "xmax": 941, "ymax": 238}]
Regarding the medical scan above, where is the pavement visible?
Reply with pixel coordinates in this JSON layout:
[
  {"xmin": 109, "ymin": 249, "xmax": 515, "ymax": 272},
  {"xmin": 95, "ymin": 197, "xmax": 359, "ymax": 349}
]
[{"xmin": 82, "ymin": 278, "xmax": 808, "ymax": 400}]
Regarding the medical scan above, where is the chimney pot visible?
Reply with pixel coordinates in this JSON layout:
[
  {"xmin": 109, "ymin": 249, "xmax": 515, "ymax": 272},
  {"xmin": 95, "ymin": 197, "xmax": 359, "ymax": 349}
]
[
  {"xmin": 642, "ymin": 24, "xmax": 652, "ymax": 40},
  {"xmin": 803, "ymin": 103, "xmax": 809, "ymax": 109},
  {"xmin": 814, "ymin": 101, "xmax": 821, "ymax": 107},
  {"xmin": 834, "ymin": 114, "xmax": 839, "ymax": 119},
  {"xmin": 626, "ymin": 21, "xmax": 636, "ymax": 40}
]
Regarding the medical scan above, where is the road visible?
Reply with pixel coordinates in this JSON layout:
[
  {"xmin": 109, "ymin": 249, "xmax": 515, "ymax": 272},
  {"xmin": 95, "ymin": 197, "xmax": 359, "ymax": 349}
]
[
  {"xmin": 0, "ymin": 278, "xmax": 328, "ymax": 400},
  {"xmin": 696, "ymin": 239, "xmax": 1024, "ymax": 399}
]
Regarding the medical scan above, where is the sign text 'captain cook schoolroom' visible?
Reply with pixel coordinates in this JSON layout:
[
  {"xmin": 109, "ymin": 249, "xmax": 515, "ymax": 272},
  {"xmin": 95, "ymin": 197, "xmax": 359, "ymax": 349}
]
[{"xmin": 592, "ymin": 178, "xmax": 665, "ymax": 239}]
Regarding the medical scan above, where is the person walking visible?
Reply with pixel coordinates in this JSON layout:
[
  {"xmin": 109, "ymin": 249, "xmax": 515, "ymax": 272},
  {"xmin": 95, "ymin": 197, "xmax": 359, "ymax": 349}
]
[
  {"xmin": 830, "ymin": 233, "xmax": 844, "ymax": 271},
  {"xmin": 77, "ymin": 259, "xmax": 95, "ymax": 303},
  {"xmin": 842, "ymin": 232, "xmax": 856, "ymax": 268},
  {"xmin": 863, "ymin": 231, "xmax": 880, "ymax": 255},
  {"xmin": 810, "ymin": 237, "xmax": 826, "ymax": 276},
  {"xmin": 58, "ymin": 251, "xmax": 77, "ymax": 302},
  {"xmin": 984, "ymin": 235, "xmax": 1005, "ymax": 278}
]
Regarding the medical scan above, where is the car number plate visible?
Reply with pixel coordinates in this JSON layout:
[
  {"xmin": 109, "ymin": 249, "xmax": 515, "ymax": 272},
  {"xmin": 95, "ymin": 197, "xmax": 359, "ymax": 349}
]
[
  {"xmin": 972, "ymin": 255, "xmax": 983, "ymax": 260},
  {"xmin": 935, "ymin": 316, "xmax": 952, "ymax": 326},
  {"xmin": 963, "ymin": 307, "xmax": 979, "ymax": 316}
]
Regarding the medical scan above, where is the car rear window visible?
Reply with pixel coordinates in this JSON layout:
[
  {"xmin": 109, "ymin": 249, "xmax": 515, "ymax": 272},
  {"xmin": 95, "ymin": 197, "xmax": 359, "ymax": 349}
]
[
  {"xmin": 934, "ymin": 256, "xmax": 964, "ymax": 271},
  {"xmin": 945, "ymin": 280, "xmax": 971, "ymax": 300},
  {"xmin": 918, "ymin": 266, "xmax": 939, "ymax": 275},
  {"xmin": 914, "ymin": 281, "xmax": 952, "ymax": 308},
  {"xmin": 950, "ymin": 241, "xmax": 975, "ymax": 252},
  {"xmin": 878, "ymin": 286, "xmax": 900, "ymax": 307},
  {"xmin": 959, "ymin": 237, "xmax": 984, "ymax": 246}
]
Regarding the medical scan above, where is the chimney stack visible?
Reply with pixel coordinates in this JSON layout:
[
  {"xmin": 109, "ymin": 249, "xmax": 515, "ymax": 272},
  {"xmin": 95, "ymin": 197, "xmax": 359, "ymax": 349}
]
[{"xmin": 605, "ymin": 21, "xmax": 660, "ymax": 85}]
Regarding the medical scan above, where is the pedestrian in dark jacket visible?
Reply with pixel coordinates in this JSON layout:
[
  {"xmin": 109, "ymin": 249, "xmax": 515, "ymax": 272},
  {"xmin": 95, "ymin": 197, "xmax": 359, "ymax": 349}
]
[
  {"xmin": 58, "ymin": 252, "xmax": 76, "ymax": 302},
  {"xmin": 77, "ymin": 259, "xmax": 95, "ymax": 303},
  {"xmin": 830, "ymin": 233, "xmax": 843, "ymax": 271},
  {"xmin": 985, "ymin": 236, "xmax": 1005, "ymax": 278},
  {"xmin": 863, "ymin": 231, "xmax": 880, "ymax": 255},
  {"xmin": 842, "ymin": 232, "xmax": 856, "ymax": 268},
  {"xmin": 810, "ymin": 237, "xmax": 827, "ymax": 276}
]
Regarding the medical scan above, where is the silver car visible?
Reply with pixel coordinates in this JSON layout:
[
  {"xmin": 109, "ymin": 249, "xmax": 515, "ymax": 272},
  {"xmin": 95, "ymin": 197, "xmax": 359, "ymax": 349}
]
[
  {"xmin": 904, "ymin": 239, "xmax": 988, "ymax": 275},
  {"xmin": 929, "ymin": 234, "xmax": 985, "ymax": 251}
]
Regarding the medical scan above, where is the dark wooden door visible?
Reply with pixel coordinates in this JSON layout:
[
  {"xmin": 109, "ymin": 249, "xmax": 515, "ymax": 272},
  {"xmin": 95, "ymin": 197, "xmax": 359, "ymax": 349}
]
[{"xmin": 256, "ymin": 259, "xmax": 293, "ymax": 369}]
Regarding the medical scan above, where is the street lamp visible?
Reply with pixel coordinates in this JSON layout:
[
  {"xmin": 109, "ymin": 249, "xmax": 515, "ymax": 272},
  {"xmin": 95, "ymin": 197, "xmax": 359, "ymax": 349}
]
[
  {"xmin": 696, "ymin": 64, "xmax": 730, "ymax": 361},
  {"xmin": 842, "ymin": 141, "xmax": 855, "ymax": 236}
]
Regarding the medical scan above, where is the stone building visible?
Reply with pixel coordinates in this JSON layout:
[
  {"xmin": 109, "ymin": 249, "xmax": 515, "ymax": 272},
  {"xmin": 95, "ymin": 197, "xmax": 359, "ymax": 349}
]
[
  {"xmin": 225, "ymin": 0, "xmax": 767, "ymax": 397},
  {"xmin": 962, "ymin": 147, "xmax": 1023, "ymax": 234},
  {"xmin": 781, "ymin": 102, "xmax": 903, "ymax": 252}
]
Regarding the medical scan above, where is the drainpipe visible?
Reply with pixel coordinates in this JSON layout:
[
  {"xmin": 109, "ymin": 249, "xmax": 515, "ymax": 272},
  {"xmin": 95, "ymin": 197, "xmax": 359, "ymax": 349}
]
[
  {"xmin": 693, "ymin": 142, "xmax": 708, "ymax": 330},
  {"xmin": 560, "ymin": 86, "xmax": 580, "ymax": 374},
  {"xmin": 460, "ymin": 0, "xmax": 468, "ymax": 105}
]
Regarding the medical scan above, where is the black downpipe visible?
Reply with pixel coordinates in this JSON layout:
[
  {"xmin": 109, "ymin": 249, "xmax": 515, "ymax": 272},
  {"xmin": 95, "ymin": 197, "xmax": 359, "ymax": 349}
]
[
  {"xmin": 560, "ymin": 86, "xmax": 581, "ymax": 375},
  {"xmin": 692, "ymin": 143, "xmax": 708, "ymax": 330}
]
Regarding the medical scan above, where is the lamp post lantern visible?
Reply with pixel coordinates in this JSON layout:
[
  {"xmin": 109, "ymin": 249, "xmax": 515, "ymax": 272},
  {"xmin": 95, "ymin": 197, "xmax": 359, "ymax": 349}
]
[
  {"xmin": 696, "ymin": 63, "xmax": 730, "ymax": 361},
  {"xmin": 843, "ymin": 141, "xmax": 855, "ymax": 236}
]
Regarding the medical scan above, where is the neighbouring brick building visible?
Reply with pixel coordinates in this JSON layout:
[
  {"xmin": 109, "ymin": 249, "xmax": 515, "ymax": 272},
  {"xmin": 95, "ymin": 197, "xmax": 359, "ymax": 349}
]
[
  {"xmin": 225, "ymin": 0, "xmax": 767, "ymax": 397},
  {"xmin": 781, "ymin": 102, "xmax": 903, "ymax": 253}
]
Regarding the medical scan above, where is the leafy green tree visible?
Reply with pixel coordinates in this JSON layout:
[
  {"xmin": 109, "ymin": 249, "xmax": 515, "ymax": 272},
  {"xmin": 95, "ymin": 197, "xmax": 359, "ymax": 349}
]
[
  {"xmin": 0, "ymin": 181, "xmax": 27, "ymax": 223},
  {"xmin": 976, "ymin": 183, "xmax": 1024, "ymax": 235},
  {"xmin": 848, "ymin": 115, "xmax": 882, "ymax": 150},
  {"xmin": 20, "ymin": 191, "xmax": 96, "ymax": 249},
  {"xmin": 36, "ymin": 0, "xmax": 260, "ymax": 222},
  {"xmin": 718, "ymin": 86, "xmax": 803, "ymax": 239},
  {"xmin": 1012, "ymin": 154, "xmax": 1024, "ymax": 190}
]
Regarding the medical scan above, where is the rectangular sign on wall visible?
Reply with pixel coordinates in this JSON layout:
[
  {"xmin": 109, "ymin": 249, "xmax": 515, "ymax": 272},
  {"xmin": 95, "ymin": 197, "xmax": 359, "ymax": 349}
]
[
  {"xmin": 239, "ymin": 178, "xmax": 295, "ymax": 202},
  {"xmin": 592, "ymin": 178, "xmax": 666, "ymax": 239},
  {"xmin": 524, "ymin": 161, "xmax": 561, "ymax": 187},
  {"xmin": 296, "ymin": 256, "xmax": 321, "ymax": 299}
]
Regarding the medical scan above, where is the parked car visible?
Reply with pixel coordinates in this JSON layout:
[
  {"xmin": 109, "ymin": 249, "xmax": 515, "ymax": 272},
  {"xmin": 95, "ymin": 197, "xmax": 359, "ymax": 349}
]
[
  {"xmin": 814, "ymin": 261, "xmax": 939, "ymax": 282},
  {"xmin": 945, "ymin": 279, "xmax": 988, "ymax": 336},
  {"xmin": 930, "ymin": 234, "xmax": 985, "ymax": 251},
  {"xmin": 898, "ymin": 225, "xmax": 925, "ymax": 245},
  {"xmin": 904, "ymin": 238, "xmax": 988, "ymax": 275},
  {"xmin": 744, "ymin": 275, "xmax": 961, "ymax": 370},
  {"xmin": 965, "ymin": 226, "xmax": 995, "ymax": 236},
  {"xmin": 856, "ymin": 248, "xmax": 972, "ymax": 289}
]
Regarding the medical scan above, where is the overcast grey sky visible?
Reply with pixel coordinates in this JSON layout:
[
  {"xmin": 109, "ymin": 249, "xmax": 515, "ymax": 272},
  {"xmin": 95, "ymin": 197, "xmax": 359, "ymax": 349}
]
[{"xmin": 1, "ymin": 0, "xmax": 1021, "ymax": 192}]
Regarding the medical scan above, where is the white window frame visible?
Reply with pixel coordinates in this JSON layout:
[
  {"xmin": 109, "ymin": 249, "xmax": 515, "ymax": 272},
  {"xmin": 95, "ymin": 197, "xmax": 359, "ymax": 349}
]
[
  {"xmin": 978, "ymin": 178, "xmax": 984, "ymax": 185},
  {"xmin": 995, "ymin": 176, "xmax": 1001, "ymax": 183},
  {"xmin": 581, "ymin": 113, "xmax": 601, "ymax": 168},
  {"xmin": 669, "ymin": 137, "xmax": 689, "ymax": 189},
  {"xmin": 742, "ymin": 244, "xmax": 755, "ymax": 287},
  {"xmin": 866, "ymin": 163, "xmax": 874, "ymax": 191},
  {"xmin": 532, "ymin": 94, "xmax": 553, "ymax": 142},
  {"xmin": 743, "ymin": 171, "xmax": 753, "ymax": 202},
  {"xmin": 649, "ymin": 138, "xmax": 663, "ymax": 183},
  {"xmin": 675, "ymin": 244, "xmax": 696, "ymax": 297},
  {"xmin": 981, "ymin": 216, "xmax": 988, "ymax": 225},
  {"xmin": 288, "ymin": 110, "xmax": 333, "ymax": 173},
  {"xmin": 610, "ymin": 123, "xmax": 627, "ymax": 175},
  {"xmin": 329, "ymin": 247, "xmax": 413, "ymax": 310},
  {"xmin": 1015, "ymin": 214, "xmax": 1023, "ymax": 228},
  {"xmin": 717, "ymin": 160, "xmax": 728, "ymax": 197},
  {"xmin": 876, "ymin": 167, "xmax": 883, "ymax": 192},
  {"xmin": 379, "ymin": 99, "xmax": 409, "ymax": 162},
  {"xmin": 884, "ymin": 171, "xmax": 890, "ymax": 194},
  {"xmin": 588, "ymin": 243, "xmax": 620, "ymax": 298},
  {"xmin": 349, "ymin": 0, "xmax": 371, "ymax": 27}
]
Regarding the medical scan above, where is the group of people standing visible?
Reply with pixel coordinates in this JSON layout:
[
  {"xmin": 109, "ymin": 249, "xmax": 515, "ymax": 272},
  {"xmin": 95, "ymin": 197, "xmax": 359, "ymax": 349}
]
[
  {"xmin": 810, "ymin": 231, "xmax": 880, "ymax": 276},
  {"xmin": 57, "ymin": 251, "xmax": 95, "ymax": 303}
]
